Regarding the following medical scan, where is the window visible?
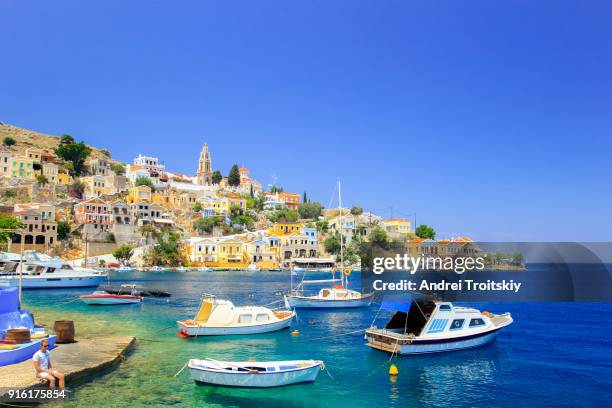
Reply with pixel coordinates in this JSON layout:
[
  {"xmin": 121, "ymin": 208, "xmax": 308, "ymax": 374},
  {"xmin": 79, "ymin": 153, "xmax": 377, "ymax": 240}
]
[
  {"xmin": 256, "ymin": 314, "xmax": 269, "ymax": 322},
  {"xmin": 238, "ymin": 314, "xmax": 252, "ymax": 324},
  {"xmin": 450, "ymin": 319, "xmax": 464, "ymax": 330},
  {"xmin": 439, "ymin": 304, "xmax": 452, "ymax": 311},
  {"xmin": 469, "ymin": 318, "xmax": 485, "ymax": 327}
]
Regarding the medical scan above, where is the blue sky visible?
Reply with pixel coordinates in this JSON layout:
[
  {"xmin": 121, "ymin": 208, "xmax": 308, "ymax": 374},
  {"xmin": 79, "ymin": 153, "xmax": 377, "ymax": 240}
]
[{"xmin": 1, "ymin": 1, "xmax": 611, "ymax": 241}]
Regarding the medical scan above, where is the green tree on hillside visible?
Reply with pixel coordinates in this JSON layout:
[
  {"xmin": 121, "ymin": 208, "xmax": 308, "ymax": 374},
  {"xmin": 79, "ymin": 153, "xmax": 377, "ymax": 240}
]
[
  {"xmin": 269, "ymin": 185, "xmax": 283, "ymax": 193},
  {"xmin": 134, "ymin": 176, "xmax": 154, "ymax": 190},
  {"xmin": 2, "ymin": 137, "xmax": 15, "ymax": 147},
  {"xmin": 415, "ymin": 225, "xmax": 436, "ymax": 240},
  {"xmin": 212, "ymin": 170, "xmax": 222, "ymax": 184},
  {"xmin": 36, "ymin": 175, "xmax": 49, "ymax": 186},
  {"xmin": 303, "ymin": 191, "xmax": 308, "ymax": 203},
  {"xmin": 228, "ymin": 164, "xmax": 241, "ymax": 186},
  {"xmin": 57, "ymin": 221, "xmax": 71, "ymax": 240},
  {"xmin": 113, "ymin": 244, "xmax": 134, "ymax": 265},
  {"xmin": 350, "ymin": 206, "xmax": 363, "ymax": 215},
  {"xmin": 60, "ymin": 134, "xmax": 75, "ymax": 145},
  {"xmin": 0, "ymin": 215, "xmax": 23, "ymax": 249},
  {"xmin": 54, "ymin": 137, "xmax": 91, "ymax": 176},
  {"xmin": 111, "ymin": 163, "xmax": 125, "ymax": 175},
  {"xmin": 298, "ymin": 202, "xmax": 323, "ymax": 220},
  {"xmin": 193, "ymin": 202, "xmax": 202, "ymax": 212}
]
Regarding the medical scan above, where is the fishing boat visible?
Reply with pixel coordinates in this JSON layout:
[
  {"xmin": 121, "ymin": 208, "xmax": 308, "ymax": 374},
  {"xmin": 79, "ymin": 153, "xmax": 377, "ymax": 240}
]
[
  {"xmin": 0, "ymin": 251, "xmax": 108, "ymax": 289},
  {"xmin": 284, "ymin": 181, "xmax": 372, "ymax": 309},
  {"xmin": 116, "ymin": 265, "xmax": 135, "ymax": 273},
  {"xmin": 79, "ymin": 290, "xmax": 142, "ymax": 305},
  {"xmin": 0, "ymin": 286, "xmax": 57, "ymax": 366},
  {"xmin": 365, "ymin": 294, "xmax": 513, "ymax": 355},
  {"xmin": 187, "ymin": 358, "xmax": 323, "ymax": 388},
  {"xmin": 177, "ymin": 294, "xmax": 295, "ymax": 336}
]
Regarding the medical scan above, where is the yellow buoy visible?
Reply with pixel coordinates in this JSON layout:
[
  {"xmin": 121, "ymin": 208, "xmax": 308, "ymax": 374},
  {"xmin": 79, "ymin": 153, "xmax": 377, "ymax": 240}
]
[
  {"xmin": 291, "ymin": 330, "xmax": 300, "ymax": 335},
  {"xmin": 389, "ymin": 364, "xmax": 399, "ymax": 376}
]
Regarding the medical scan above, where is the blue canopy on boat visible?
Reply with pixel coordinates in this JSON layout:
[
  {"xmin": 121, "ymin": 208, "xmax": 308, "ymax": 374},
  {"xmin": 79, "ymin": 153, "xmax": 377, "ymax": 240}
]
[
  {"xmin": 0, "ymin": 286, "xmax": 19, "ymax": 314},
  {"xmin": 380, "ymin": 294, "xmax": 430, "ymax": 313}
]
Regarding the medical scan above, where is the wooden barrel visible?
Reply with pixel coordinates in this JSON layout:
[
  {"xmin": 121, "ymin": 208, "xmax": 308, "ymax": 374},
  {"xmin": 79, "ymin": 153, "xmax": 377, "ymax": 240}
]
[
  {"xmin": 6, "ymin": 328, "xmax": 31, "ymax": 344},
  {"xmin": 53, "ymin": 320, "xmax": 75, "ymax": 344}
]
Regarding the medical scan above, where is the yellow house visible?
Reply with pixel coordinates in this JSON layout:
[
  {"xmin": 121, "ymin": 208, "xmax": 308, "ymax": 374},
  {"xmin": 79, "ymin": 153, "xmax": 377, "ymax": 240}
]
[
  {"xmin": 127, "ymin": 185, "xmax": 152, "ymax": 203},
  {"xmin": 215, "ymin": 240, "xmax": 249, "ymax": 268},
  {"xmin": 381, "ymin": 218, "xmax": 412, "ymax": 236},
  {"xmin": 56, "ymin": 172, "xmax": 73, "ymax": 185},
  {"xmin": 81, "ymin": 175, "xmax": 114, "ymax": 199},
  {"xmin": 268, "ymin": 222, "xmax": 303, "ymax": 236},
  {"xmin": 11, "ymin": 157, "xmax": 36, "ymax": 180}
]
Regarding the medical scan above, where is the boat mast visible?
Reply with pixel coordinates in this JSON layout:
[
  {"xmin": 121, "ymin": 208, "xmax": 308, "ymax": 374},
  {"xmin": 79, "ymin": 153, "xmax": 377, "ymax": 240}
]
[{"xmin": 338, "ymin": 180, "xmax": 345, "ymax": 287}]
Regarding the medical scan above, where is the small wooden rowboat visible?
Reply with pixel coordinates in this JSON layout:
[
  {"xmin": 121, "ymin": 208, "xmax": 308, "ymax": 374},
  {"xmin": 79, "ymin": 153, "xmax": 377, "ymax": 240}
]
[
  {"xmin": 187, "ymin": 358, "xmax": 323, "ymax": 388},
  {"xmin": 79, "ymin": 291, "xmax": 142, "ymax": 305}
]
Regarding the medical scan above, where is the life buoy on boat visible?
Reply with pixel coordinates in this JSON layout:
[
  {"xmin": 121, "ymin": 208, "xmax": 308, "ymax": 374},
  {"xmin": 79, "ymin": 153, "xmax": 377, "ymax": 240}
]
[{"xmin": 343, "ymin": 268, "xmax": 351, "ymax": 276}]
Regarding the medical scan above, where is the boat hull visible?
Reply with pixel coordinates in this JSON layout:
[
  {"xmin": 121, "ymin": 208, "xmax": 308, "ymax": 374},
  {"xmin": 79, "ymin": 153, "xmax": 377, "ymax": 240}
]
[
  {"xmin": 0, "ymin": 335, "xmax": 57, "ymax": 367},
  {"xmin": 188, "ymin": 363, "xmax": 321, "ymax": 388},
  {"xmin": 80, "ymin": 296, "xmax": 141, "ymax": 305},
  {"xmin": 366, "ymin": 329, "xmax": 502, "ymax": 355},
  {"xmin": 0, "ymin": 275, "xmax": 107, "ymax": 289},
  {"xmin": 286, "ymin": 295, "xmax": 372, "ymax": 309},
  {"xmin": 177, "ymin": 314, "xmax": 293, "ymax": 336}
]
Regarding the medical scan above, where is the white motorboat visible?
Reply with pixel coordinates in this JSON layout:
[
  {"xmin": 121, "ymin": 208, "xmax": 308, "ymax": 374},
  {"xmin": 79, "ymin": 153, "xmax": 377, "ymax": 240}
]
[
  {"xmin": 365, "ymin": 295, "xmax": 513, "ymax": 355},
  {"xmin": 116, "ymin": 265, "xmax": 135, "ymax": 273},
  {"xmin": 187, "ymin": 358, "xmax": 323, "ymax": 388},
  {"xmin": 176, "ymin": 266, "xmax": 189, "ymax": 272},
  {"xmin": 79, "ymin": 290, "xmax": 142, "ymax": 305},
  {"xmin": 0, "ymin": 251, "xmax": 108, "ymax": 289},
  {"xmin": 177, "ymin": 294, "xmax": 295, "ymax": 336},
  {"xmin": 148, "ymin": 266, "xmax": 165, "ymax": 271},
  {"xmin": 247, "ymin": 264, "xmax": 260, "ymax": 272}
]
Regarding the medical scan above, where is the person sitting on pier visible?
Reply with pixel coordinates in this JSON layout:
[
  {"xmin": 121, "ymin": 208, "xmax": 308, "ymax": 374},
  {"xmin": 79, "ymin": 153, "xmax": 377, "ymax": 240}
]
[{"xmin": 33, "ymin": 339, "xmax": 65, "ymax": 389}]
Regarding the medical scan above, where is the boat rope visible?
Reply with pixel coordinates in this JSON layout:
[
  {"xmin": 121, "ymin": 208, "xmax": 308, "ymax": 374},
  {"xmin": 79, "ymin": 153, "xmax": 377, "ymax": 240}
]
[
  {"xmin": 173, "ymin": 362, "xmax": 188, "ymax": 378},
  {"xmin": 321, "ymin": 362, "xmax": 336, "ymax": 382}
]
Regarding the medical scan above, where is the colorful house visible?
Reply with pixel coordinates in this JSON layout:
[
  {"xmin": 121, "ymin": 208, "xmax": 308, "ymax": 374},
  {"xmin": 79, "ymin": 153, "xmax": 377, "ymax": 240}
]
[
  {"xmin": 127, "ymin": 185, "xmax": 152, "ymax": 203},
  {"xmin": 216, "ymin": 240, "xmax": 249, "ymax": 268},
  {"xmin": 381, "ymin": 218, "xmax": 412, "ymax": 238},
  {"xmin": 268, "ymin": 222, "xmax": 303, "ymax": 236},
  {"xmin": 11, "ymin": 157, "xmax": 35, "ymax": 179}
]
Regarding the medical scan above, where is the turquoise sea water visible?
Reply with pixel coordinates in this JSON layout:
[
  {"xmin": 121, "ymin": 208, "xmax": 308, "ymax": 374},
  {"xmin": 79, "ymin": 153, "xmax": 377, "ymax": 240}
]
[{"xmin": 21, "ymin": 270, "xmax": 612, "ymax": 408}]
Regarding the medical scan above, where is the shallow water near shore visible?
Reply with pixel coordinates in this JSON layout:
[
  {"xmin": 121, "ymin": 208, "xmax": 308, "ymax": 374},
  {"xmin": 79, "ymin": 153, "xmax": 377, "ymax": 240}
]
[{"xmin": 21, "ymin": 270, "xmax": 612, "ymax": 407}]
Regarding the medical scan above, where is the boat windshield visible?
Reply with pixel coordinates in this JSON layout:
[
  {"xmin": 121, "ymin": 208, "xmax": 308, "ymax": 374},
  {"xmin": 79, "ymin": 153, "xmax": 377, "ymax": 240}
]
[{"xmin": 384, "ymin": 301, "xmax": 436, "ymax": 336}]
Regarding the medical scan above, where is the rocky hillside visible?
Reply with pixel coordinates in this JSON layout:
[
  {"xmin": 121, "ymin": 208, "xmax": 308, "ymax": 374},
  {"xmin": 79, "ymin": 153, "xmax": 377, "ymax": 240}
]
[{"xmin": 0, "ymin": 122, "xmax": 123, "ymax": 166}]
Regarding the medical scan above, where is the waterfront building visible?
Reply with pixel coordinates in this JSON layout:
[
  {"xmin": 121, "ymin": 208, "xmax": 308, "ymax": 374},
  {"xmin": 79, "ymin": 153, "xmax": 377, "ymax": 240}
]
[
  {"xmin": 0, "ymin": 147, "xmax": 12, "ymax": 177},
  {"xmin": 381, "ymin": 218, "xmax": 412, "ymax": 238},
  {"xmin": 11, "ymin": 203, "xmax": 57, "ymax": 251},
  {"xmin": 303, "ymin": 226, "xmax": 317, "ymax": 243},
  {"xmin": 129, "ymin": 202, "xmax": 164, "ymax": 226},
  {"xmin": 196, "ymin": 144, "xmax": 213, "ymax": 185},
  {"xmin": 247, "ymin": 238, "xmax": 278, "ymax": 268},
  {"xmin": 279, "ymin": 233, "xmax": 319, "ymax": 267},
  {"xmin": 216, "ymin": 239, "xmax": 248, "ymax": 267},
  {"xmin": 74, "ymin": 198, "xmax": 112, "ymax": 232},
  {"xmin": 188, "ymin": 237, "xmax": 218, "ymax": 263}
]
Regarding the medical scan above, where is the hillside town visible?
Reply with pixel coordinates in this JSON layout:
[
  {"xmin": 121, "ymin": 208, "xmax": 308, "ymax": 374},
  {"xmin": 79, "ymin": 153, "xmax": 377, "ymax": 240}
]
[{"xmin": 0, "ymin": 123, "xmax": 479, "ymax": 269}]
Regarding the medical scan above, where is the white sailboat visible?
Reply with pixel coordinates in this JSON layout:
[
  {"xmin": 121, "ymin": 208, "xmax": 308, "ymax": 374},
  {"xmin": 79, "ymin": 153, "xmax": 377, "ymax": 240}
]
[{"xmin": 284, "ymin": 181, "xmax": 373, "ymax": 309}]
